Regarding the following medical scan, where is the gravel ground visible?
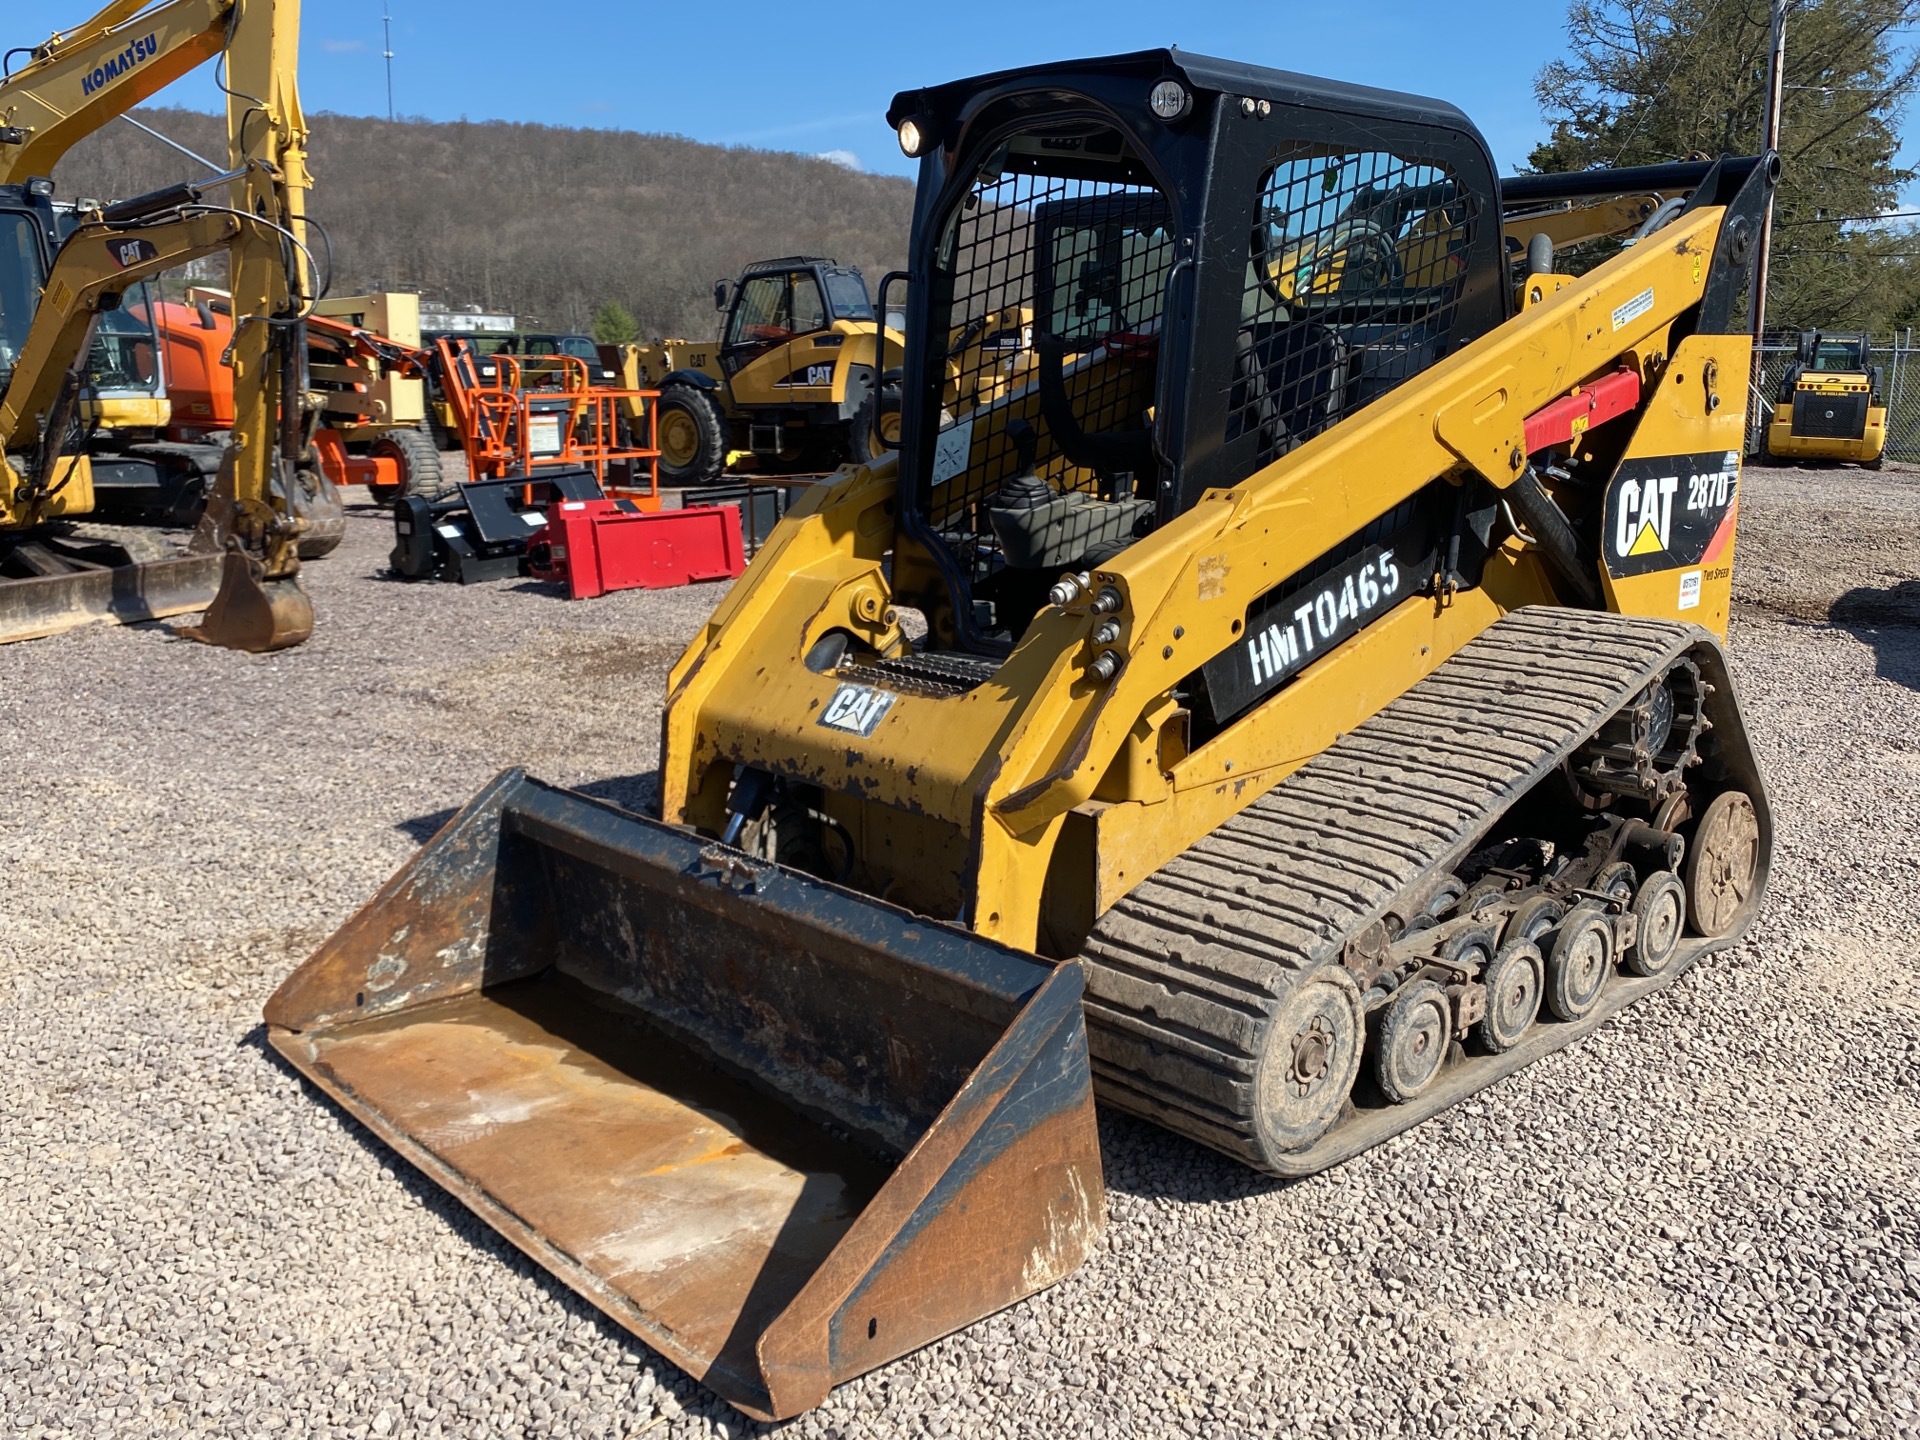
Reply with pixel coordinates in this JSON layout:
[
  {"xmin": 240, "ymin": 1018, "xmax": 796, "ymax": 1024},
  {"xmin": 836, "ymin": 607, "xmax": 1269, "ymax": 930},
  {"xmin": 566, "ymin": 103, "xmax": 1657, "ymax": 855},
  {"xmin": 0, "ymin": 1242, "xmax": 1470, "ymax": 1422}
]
[{"xmin": 2, "ymin": 462, "xmax": 1917, "ymax": 1440}]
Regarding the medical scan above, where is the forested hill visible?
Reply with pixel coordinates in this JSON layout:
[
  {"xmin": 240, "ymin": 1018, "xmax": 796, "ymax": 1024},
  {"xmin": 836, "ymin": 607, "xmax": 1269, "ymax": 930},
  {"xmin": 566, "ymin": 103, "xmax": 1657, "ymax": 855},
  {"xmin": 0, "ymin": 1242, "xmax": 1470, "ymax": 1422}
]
[{"xmin": 51, "ymin": 107, "xmax": 915, "ymax": 340}]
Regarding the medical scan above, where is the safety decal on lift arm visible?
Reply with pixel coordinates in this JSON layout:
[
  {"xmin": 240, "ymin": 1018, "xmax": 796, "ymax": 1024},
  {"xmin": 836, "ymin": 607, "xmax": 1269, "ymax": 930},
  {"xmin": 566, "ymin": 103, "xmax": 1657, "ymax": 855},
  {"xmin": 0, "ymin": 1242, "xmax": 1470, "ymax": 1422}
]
[{"xmin": 1603, "ymin": 451, "xmax": 1740, "ymax": 580}]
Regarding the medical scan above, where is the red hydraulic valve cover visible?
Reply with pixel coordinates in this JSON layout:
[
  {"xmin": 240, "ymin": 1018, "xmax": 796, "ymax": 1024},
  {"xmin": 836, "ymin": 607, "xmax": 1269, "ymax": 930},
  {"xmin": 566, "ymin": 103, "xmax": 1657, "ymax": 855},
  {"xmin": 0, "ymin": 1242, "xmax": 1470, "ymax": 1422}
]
[{"xmin": 528, "ymin": 499, "xmax": 746, "ymax": 598}]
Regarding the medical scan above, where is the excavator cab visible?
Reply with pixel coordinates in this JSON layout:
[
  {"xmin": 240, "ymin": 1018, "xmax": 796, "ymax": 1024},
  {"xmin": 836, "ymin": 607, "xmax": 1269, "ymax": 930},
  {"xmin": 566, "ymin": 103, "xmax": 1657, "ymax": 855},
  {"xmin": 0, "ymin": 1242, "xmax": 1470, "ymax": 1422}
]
[
  {"xmin": 884, "ymin": 53, "xmax": 1506, "ymax": 650},
  {"xmin": 0, "ymin": 194, "xmax": 48, "ymax": 395}
]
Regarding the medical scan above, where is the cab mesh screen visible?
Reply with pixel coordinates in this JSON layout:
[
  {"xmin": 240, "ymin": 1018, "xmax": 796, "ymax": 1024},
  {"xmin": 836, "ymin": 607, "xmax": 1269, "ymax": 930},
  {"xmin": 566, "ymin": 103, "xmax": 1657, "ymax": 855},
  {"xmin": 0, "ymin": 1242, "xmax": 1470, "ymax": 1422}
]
[
  {"xmin": 927, "ymin": 152, "xmax": 1173, "ymax": 577},
  {"xmin": 1230, "ymin": 146, "xmax": 1476, "ymax": 474}
]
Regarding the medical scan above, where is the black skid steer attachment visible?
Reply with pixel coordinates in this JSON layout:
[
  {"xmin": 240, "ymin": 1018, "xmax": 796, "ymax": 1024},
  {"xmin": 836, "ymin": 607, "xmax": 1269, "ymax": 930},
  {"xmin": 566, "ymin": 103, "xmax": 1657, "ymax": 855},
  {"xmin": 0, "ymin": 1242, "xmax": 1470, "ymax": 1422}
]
[{"xmin": 265, "ymin": 772, "xmax": 1103, "ymax": 1421}]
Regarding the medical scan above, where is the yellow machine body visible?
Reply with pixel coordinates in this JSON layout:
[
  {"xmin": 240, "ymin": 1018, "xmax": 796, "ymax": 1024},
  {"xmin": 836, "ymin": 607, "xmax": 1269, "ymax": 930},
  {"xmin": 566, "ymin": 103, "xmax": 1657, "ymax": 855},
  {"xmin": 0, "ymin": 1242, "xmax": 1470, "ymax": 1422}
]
[
  {"xmin": 273, "ymin": 52, "xmax": 1778, "ymax": 1420},
  {"xmin": 310, "ymin": 290, "xmax": 426, "ymax": 440},
  {"xmin": 660, "ymin": 209, "xmax": 1755, "ymax": 948},
  {"xmin": 1767, "ymin": 341, "xmax": 1887, "ymax": 466}
]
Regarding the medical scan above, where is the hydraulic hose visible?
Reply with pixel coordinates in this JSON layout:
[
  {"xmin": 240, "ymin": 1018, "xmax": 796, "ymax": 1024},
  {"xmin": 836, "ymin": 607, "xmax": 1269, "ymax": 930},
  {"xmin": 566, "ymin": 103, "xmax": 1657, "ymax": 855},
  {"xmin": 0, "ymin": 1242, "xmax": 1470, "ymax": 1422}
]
[{"xmin": 1508, "ymin": 466, "xmax": 1602, "ymax": 609}]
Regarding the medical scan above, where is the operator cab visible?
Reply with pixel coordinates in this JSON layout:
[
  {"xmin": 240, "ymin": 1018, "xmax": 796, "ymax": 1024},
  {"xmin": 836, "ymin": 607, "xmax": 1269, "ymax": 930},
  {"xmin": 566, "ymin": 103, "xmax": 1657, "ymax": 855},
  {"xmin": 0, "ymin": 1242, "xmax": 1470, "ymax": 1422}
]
[
  {"xmin": 496, "ymin": 332, "xmax": 615, "ymax": 384},
  {"xmin": 0, "ymin": 183, "xmax": 163, "ymax": 415},
  {"xmin": 883, "ymin": 50, "xmax": 1506, "ymax": 652},
  {"xmin": 0, "ymin": 186, "xmax": 60, "ymax": 398},
  {"xmin": 717, "ymin": 257, "xmax": 874, "ymax": 375}
]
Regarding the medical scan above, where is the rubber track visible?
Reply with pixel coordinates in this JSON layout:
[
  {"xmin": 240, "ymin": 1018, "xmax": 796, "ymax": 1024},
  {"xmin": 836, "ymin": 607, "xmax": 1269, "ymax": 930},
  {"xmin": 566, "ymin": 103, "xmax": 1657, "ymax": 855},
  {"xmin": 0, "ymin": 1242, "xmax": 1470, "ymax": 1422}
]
[{"xmin": 1080, "ymin": 607, "xmax": 1708, "ymax": 1174}]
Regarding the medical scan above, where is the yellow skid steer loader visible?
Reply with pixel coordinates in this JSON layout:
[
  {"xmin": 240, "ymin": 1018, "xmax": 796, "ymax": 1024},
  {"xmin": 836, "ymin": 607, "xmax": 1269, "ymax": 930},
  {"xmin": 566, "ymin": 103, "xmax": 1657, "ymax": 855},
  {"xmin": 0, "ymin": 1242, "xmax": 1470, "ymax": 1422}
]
[{"xmin": 270, "ymin": 50, "xmax": 1775, "ymax": 1420}]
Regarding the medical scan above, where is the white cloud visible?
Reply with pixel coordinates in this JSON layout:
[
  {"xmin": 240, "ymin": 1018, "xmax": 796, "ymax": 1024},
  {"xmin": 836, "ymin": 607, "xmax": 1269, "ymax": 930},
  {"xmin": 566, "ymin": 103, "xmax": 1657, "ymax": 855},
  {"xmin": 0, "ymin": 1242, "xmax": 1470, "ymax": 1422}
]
[{"xmin": 816, "ymin": 149, "xmax": 861, "ymax": 171}]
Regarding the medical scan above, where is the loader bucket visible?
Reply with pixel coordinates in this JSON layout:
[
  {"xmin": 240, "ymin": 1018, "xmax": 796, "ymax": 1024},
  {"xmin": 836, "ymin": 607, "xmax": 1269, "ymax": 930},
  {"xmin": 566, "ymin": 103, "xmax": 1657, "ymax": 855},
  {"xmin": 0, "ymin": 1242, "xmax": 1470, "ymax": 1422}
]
[
  {"xmin": 0, "ymin": 551, "xmax": 224, "ymax": 644},
  {"xmin": 265, "ymin": 772, "xmax": 1103, "ymax": 1421}
]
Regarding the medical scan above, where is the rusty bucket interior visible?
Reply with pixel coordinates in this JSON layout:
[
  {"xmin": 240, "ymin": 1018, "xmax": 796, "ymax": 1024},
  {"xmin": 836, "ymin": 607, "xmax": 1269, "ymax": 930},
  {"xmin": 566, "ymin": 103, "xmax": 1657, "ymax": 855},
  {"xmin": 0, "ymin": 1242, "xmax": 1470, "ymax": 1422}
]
[{"xmin": 265, "ymin": 771, "xmax": 1103, "ymax": 1421}]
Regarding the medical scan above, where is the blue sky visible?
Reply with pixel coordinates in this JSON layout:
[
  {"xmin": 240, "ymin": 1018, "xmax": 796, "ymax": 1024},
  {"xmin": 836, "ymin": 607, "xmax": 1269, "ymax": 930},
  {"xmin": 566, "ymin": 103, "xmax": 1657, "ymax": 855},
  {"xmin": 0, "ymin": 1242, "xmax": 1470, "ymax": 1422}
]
[{"xmin": 12, "ymin": 0, "xmax": 1915, "ymax": 189}]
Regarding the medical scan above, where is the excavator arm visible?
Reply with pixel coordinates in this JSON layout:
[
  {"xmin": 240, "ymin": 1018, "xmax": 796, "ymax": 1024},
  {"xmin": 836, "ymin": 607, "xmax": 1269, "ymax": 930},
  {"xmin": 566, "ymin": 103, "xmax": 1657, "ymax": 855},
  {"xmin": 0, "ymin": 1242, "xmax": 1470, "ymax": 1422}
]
[{"xmin": 0, "ymin": 204, "xmax": 243, "ymax": 525}]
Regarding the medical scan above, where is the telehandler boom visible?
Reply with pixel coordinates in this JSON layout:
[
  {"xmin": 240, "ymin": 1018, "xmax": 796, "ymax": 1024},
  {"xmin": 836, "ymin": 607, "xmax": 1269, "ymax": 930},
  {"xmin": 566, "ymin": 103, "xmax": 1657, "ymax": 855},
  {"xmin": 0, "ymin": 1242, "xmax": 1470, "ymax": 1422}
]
[{"xmin": 270, "ymin": 50, "xmax": 1776, "ymax": 1419}]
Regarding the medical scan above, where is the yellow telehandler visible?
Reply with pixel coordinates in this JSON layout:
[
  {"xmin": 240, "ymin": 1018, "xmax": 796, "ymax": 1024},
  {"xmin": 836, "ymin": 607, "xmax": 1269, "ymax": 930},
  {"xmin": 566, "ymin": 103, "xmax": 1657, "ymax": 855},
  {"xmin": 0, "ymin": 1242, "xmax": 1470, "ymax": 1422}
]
[{"xmin": 270, "ymin": 50, "xmax": 1775, "ymax": 1420}]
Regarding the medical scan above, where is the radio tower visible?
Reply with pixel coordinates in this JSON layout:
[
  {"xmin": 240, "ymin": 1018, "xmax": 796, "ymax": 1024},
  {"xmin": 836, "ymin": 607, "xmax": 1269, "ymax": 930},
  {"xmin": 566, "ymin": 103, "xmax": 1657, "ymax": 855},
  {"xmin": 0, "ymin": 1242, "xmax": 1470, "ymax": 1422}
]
[{"xmin": 382, "ymin": 2, "xmax": 395, "ymax": 122}]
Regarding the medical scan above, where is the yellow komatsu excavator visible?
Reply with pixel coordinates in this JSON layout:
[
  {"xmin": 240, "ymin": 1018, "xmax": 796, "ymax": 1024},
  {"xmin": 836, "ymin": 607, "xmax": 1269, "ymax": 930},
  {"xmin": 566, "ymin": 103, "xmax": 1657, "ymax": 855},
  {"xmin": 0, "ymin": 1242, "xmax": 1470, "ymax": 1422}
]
[
  {"xmin": 270, "ymin": 51, "xmax": 1775, "ymax": 1420},
  {"xmin": 0, "ymin": 0, "xmax": 320, "ymax": 648}
]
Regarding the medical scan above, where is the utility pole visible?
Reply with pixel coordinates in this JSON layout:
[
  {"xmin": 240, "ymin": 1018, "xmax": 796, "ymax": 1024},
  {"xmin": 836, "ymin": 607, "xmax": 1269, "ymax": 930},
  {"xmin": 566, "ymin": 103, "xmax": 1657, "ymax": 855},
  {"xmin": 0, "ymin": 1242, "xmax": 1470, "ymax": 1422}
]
[
  {"xmin": 1751, "ymin": 0, "xmax": 1787, "ymax": 341},
  {"xmin": 382, "ymin": 2, "xmax": 396, "ymax": 123}
]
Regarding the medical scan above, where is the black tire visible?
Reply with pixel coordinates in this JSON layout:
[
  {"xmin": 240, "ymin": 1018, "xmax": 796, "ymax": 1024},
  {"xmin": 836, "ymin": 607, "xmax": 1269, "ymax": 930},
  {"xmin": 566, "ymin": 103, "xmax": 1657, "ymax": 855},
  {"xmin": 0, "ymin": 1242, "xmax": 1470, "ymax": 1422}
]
[
  {"xmin": 295, "ymin": 464, "xmax": 345, "ymax": 560},
  {"xmin": 1371, "ymin": 979, "xmax": 1452, "ymax": 1104},
  {"xmin": 426, "ymin": 405, "xmax": 462, "ymax": 452},
  {"xmin": 847, "ymin": 386, "xmax": 899, "ymax": 467},
  {"xmin": 1476, "ymin": 940, "xmax": 1544, "ymax": 1054},
  {"xmin": 368, "ymin": 427, "xmax": 449, "ymax": 504},
  {"xmin": 1623, "ymin": 871, "xmax": 1687, "ymax": 978},
  {"xmin": 1544, "ymin": 904, "xmax": 1613, "ymax": 1021},
  {"xmin": 655, "ymin": 383, "xmax": 727, "ymax": 484}
]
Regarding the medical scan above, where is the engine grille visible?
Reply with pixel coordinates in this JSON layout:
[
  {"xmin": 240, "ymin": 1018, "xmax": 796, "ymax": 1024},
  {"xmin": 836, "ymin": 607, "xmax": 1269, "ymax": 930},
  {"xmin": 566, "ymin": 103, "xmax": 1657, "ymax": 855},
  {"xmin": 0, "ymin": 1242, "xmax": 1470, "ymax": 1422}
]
[
  {"xmin": 837, "ymin": 650, "xmax": 1003, "ymax": 698},
  {"xmin": 1792, "ymin": 389, "xmax": 1869, "ymax": 440}
]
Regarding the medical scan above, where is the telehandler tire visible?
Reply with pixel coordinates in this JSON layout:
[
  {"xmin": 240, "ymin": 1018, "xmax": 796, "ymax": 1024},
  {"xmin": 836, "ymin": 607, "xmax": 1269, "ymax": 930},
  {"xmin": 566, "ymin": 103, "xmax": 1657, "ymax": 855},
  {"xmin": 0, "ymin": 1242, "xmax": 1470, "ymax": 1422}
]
[
  {"xmin": 656, "ymin": 383, "xmax": 727, "ymax": 484},
  {"xmin": 848, "ymin": 388, "xmax": 898, "ymax": 466},
  {"xmin": 367, "ymin": 427, "xmax": 449, "ymax": 505}
]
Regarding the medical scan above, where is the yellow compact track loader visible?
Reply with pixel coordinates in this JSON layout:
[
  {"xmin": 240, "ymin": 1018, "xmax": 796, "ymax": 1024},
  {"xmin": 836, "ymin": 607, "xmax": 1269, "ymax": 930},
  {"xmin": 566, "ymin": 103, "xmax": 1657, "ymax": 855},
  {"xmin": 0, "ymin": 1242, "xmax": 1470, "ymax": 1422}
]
[
  {"xmin": 270, "ymin": 50, "xmax": 1775, "ymax": 1421},
  {"xmin": 1765, "ymin": 330, "xmax": 1887, "ymax": 467},
  {"xmin": 612, "ymin": 256, "xmax": 903, "ymax": 482}
]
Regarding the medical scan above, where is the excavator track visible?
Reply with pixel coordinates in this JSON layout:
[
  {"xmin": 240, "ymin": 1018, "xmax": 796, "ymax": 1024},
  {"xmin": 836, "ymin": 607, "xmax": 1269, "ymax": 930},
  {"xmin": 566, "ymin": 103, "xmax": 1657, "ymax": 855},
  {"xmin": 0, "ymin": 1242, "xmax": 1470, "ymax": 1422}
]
[{"xmin": 1080, "ymin": 606, "xmax": 1770, "ymax": 1177}]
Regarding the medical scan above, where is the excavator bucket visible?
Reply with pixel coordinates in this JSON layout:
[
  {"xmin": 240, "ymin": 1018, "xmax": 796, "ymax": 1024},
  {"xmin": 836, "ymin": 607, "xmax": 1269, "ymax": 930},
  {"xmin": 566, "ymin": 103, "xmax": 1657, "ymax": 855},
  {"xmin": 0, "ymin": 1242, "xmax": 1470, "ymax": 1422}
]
[
  {"xmin": 0, "ymin": 551, "xmax": 225, "ymax": 644},
  {"xmin": 180, "ymin": 549, "xmax": 313, "ymax": 652},
  {"xmin": 265, "ymin": 772, "xmax": 1103, "ymax": 1422}
]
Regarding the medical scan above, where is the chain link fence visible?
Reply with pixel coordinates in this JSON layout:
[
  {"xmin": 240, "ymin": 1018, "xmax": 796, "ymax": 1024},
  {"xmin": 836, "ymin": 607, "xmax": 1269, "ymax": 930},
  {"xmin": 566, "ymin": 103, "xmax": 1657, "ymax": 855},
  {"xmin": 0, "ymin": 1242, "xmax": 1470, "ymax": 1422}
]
[{"xmin": 1745, "ymin": 335, "xmax": 1920, "ymax": 461}]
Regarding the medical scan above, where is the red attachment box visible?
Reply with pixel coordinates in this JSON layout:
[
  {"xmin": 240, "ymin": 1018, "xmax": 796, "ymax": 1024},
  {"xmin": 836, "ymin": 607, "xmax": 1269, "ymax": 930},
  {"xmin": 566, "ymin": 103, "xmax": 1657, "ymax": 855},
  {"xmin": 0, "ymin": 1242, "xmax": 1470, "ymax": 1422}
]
[{"xmin": 528, "ymin": 499, "xmax": 746, "ymax": 598}]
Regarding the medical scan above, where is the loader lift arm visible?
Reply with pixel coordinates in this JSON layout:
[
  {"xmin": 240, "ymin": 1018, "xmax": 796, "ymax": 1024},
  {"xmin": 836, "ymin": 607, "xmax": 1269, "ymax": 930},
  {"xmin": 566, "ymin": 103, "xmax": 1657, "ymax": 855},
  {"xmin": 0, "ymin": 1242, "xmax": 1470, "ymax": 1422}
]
[{"xmin": 0, "ymin": 0, "xmax": 318, "ymax": 649}]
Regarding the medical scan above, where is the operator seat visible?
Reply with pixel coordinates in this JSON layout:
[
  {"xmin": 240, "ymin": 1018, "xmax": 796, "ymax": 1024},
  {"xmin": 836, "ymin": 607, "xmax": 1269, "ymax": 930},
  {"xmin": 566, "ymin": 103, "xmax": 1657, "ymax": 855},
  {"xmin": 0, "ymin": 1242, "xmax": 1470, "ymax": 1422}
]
[{"xmin": 1228, "ymin": 319, "xmax": 1349, "ymax": 469}]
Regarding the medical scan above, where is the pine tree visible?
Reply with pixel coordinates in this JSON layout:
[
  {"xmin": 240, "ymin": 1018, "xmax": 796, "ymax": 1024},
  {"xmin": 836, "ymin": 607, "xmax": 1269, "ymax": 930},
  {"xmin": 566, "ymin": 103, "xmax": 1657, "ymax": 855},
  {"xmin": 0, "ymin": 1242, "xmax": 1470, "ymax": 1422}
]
[
  {"xmin": 592, "ymin": 300, "xmax": 640, "ymax": 346},
  {"xmin": 1531, "ymin": 0, "xmax": 1920, "ymax": 330}
]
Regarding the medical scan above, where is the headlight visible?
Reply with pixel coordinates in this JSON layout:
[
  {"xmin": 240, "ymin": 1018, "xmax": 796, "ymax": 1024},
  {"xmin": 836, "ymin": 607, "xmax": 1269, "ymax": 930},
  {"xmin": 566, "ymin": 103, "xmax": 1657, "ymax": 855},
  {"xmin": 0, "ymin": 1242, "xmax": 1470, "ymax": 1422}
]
[
  {"xmin": 1149, "ymin": 81, "xmax": 1191, "ymax": 122},
  {"xmin": 897, "ymin": 117, "xmax": 927, "ymax": 158}
]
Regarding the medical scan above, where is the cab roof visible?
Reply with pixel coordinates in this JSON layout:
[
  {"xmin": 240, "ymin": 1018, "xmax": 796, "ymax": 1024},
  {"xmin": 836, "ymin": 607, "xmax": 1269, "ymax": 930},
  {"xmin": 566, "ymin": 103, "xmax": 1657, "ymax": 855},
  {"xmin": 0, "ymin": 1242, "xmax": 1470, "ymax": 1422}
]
[{"xmin": 887, "ymin": 47, "xmax": 1479, "ymax": 141}]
